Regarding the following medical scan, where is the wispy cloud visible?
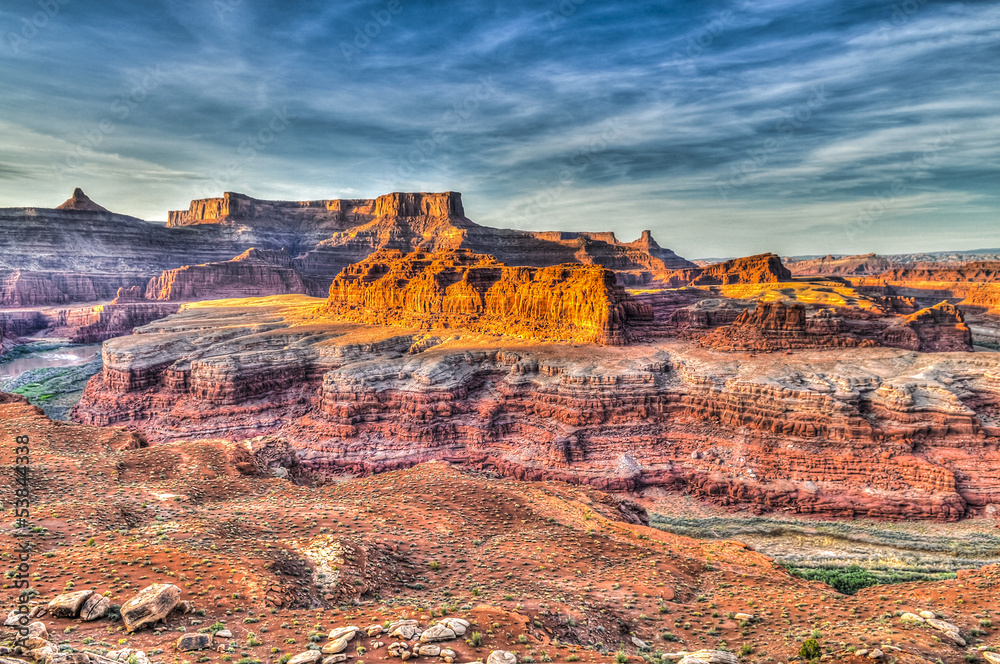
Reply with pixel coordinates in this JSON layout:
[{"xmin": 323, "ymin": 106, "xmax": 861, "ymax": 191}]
[{"xmin": 0, "ymin": 0, "xmax": 997, "ymax": 254}]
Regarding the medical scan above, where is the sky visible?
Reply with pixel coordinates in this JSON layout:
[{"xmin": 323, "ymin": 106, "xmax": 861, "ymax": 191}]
[{"xmin": 0, "ymin": 0, "xmax": 998, "ymax": 258}]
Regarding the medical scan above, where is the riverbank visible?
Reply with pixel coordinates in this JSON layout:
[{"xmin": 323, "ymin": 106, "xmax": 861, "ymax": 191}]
[{"xmin": 0, "ymin": 340, "xmax": 102, "ymax": 420}]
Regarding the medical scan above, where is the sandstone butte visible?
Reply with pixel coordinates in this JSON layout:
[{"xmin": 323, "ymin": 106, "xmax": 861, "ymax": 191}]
[{"xmin": 322, "ymin": 248, "xmax": 653, "ymax": 345}]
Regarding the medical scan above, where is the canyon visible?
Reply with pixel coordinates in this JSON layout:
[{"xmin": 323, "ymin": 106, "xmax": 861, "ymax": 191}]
[
  {"xmin": 3, "ymin": 188, "xmax": 1000, "ymax": 526},
  {"xmin": 71, "ymin": 295, "xmax": 1000, "ymax": 522}
]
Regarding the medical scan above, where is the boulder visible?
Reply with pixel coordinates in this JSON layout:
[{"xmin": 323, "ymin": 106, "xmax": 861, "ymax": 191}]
[
  {"xmin": 981, "ymin": 653, "xmax": 1000, "ymax": 664},
  {"xmin": 419, "ymin": 624, "xmax": 456, "ymax": 643},
  {"xmin": 287, "ymin": 652, "xmax": 322, "ymax": 664},
  {"xmin": 321, "ymin": 637, "xmax": 348, "ymax": 655},
  {"xmin": 417, "ymin": 645, "xmax": 441, "ymax": 656},
  {"xmin": 734, "ymin": 613, "xmax": 755, "ymax": 622},
  {"xmin": 105, "ymin": 650, "xmax": 149, "ymax": 664},
  {"xmin": 321, "ymin": 656, "xmax": 347, "ymax": 664},
  {"xmin": 942, "ymin": 631, "xmax": 965, "ymax": 646},
  {"xmin": 22, "ymin": 622, "xmax": 46, "ymax": 640},
  {"xmin": 487, "ymin": 652, "xmax": 517, "ymax": 664},
  {"xmin": 120, "ymin": 584, "xmax": 181, "ymax": 632},
  {"xmin": 868, "ymin": 650, "xmax": 883, "ymax": 659},
  {"xmin": 176, "ymin": 634, "xmax": 212, "ymax": 652},
  {"xmin": 438, "ymin": 618, "xmax": 469, "ymax": 636},
  {"xmin": 926, "ymin": 618, "xmax": 960, "ymax": 634},
  {"xmin": 899, "ymin": 613, "xmax": 924, "ymax": 623},
  {"xmin": 918, "ymin": 610, "xmax": 936, "ymax": 619},
  {"xmin": 48, "ymin": 590, "xmax": 94, "ymax": 618},
  {"xmin": 326, "ymin": 627, "xmax": 358, "ymax": 642},
  {"xmin": 45, "ymin": 654, "xmax": 90, "ymax": 664},
  {"xmin": 80, "ymin": 594, "xmax": 110, "ymax": 621},
  {"xmin": 215, "ymin": 630, "xmax": 232, "ymax": 639},
  {"xmin": 365, "ymin": 624, "xmax": 383, "ymax": 637},
  {"xmin": 678, "ymin": 651, "xmax": 739, "ymax": 664},
  {"xmin": 3, "ymin": 610, "xmax": 25, "ymax": 627}
]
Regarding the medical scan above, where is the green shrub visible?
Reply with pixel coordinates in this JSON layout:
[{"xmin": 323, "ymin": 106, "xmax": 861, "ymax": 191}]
[{"xmin": 799, "ymin": 638, "xmax": 822, "ymax": 661}]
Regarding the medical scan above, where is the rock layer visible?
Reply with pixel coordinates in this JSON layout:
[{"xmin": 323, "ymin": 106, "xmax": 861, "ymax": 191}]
[
  {"xmin": 323, "ymin": 249, "xmax": 653, "ymax": 345},
  {"xmin": 73, "ymin": 297, "xmax": 1000, "ymax": 521}
]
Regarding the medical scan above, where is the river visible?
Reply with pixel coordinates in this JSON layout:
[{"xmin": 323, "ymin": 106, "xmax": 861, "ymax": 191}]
[{"xmin": 0, "ymin": 341, "xmax": 103, "ymax": 420}]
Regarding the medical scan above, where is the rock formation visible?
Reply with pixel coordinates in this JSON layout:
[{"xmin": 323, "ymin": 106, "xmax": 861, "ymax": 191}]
[
  {"xmin": 323, "ymin": 249, "xmax": 652, "ymax": 345},
  {"xmin": 145, "ymin": 248, "xmax": 308, "ymax": 301},
  {"xmin": 785, "ymin": 253, "xmax": 897, "ymax": 276},
  {"xmin": 55, "ymin": 188, "xmax": 110, "ymax": 212},
  {"xmin": 659, "ymin": 253, "xmax": 792, "ymax": 287},
  {"xmin": 73, "ymin": 297, "xmax": 1000, "ymax": 521}
]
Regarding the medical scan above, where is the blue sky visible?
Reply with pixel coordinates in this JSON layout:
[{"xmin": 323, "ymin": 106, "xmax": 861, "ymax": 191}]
[{"xmin": 0, "ymin": 0, "xmax": 998, "ymax": 258}]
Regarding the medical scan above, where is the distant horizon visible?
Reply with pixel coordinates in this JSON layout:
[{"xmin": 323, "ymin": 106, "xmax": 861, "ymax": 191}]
[{"xmin": 6, "ymin": 184, "xmax": 1000, "ymax": 262}]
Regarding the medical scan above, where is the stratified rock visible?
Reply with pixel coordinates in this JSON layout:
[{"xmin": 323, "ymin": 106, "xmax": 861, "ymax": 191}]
[
  {"xmin": 144, "ymin": 249, "xmax": 308, "ymax": 301},
  {"xmin": 888, "ymin": 301, "xmax": 973, "ymax": 352},
  {"xmin": 785, "ymin": 253, "xmax": 896, "ymax": 276},
  {"xmin": 48, "ymin": 590, "xmax": 94, "ymax": 618},
  {"xmin": 661, "ymin": 253, "xmax": 792, "ymax": 287},
  {"xmin": 120, "ymin": 584, "xmax": 181, "ymax": 632},
  {"xmin": 324, "ymin": 248, "xmax": 652, "ymax": 345}
]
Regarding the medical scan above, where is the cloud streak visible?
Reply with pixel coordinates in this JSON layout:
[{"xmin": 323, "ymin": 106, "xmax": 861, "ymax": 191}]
[{"xmin": 0, "ymin": 0, "xmax": 997, "ymax": 257}]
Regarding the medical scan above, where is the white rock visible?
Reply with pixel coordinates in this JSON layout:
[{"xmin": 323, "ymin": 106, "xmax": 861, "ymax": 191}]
[
  {"xmin": 926, "ymin": 618, "xmax": 960, "ymax": 634},
  {"xmin": 215, "ymin": 630, "xmax": 232, "ymax": 639},
  {"xmin": 365, "ymin": 624, "xmax": 383, "ymax": 637},
  {"xmin": 942, "ymin": 631, "xmax": 966, "ymax": 647},
  {"xmin": 632, "ymin": 636, "xmax": 648, "ymax": 648},
  {"xmin": 734, "ymin": 613, "xmax": 755, "ymax": 622},
  {"xmin": 287, "ymin": 651, "xmax": 323, "ymax": 664},
  {"xmin": 918, "ymin": 610, "xmax": 936, "ymax": 619},
  {"xmin": 899, "ymin": 612, "xmax": 925, "ymax": 623},
  {"xmin": 327, "ymin": 627, "xmax": 358, "ymax": 642},
  {"xmin": 419, "ymin": 624, "xmax": 457, "ymax": 643},
  {"xmin": 678, "ymin": 651, "xmax": 739, "ymax": 664},
  {"xmin": 418, "ymin": 645, "xmax": 441, "ymax": 656},
  {"xmin": 321, "ymin": 637, "xmax": 349, "ymax": 655},
  {"xmin": 868, "ymin": 650, "xmax": 883, "ymax": 659},
  {"xmin": 487, "ymin": 652, "xmax": 517, "ymax": 664},
  {"xmin": 981, "ymin": 653, "xmax": 1000, "ymax": 664},
  {"xmin": 439, "ymin": 617, "xmax": 470, "ymax": 635},
  {"xmin": 321, "ymin": 656, "xmax": 346, "ymax": 664}
]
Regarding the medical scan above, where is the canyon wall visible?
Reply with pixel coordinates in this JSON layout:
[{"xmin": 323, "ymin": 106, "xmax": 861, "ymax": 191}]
[
  {"xmin": 145, "ymin": 248, "xmax": 309, "ymax": 301},
  {"xmin": 323, "ymin": 249, "xmax": 653, "ymax": 345},
  {"xmin": 72, "ymin": 299, "xmax": 1000, "ymax": 521},
  {"xmin": 660, "ymin": 253, "xmax": 792, "ymax": 287}
]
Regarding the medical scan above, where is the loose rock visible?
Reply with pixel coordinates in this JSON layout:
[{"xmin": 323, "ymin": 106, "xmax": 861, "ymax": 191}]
[
  {"xmin": 419, "ymin": 624, "xmax": 456, "ymax": 643},
  {"xmin": 80, "ymin": 594, "xmax": 110, "ymax": 622},
  {"xmin": 287, "ymin": 651, "xmax": 322, "ymax": 664},
  {"xmin": 176, "ymin": 634, "xmax": 212, "ymax": 652},
  {"xmin": 678, "ymin": 651, "xmax": 739, "ymax": 664},
  {"xmin": 47, "ymin": 591, "xmax": 94, "ymax": 618},
  {"xmin": 121, "ymin": 584, "xmax": 181, "ymax": 632},
  {"xmin": 487, "ymin": 652, "xmax": 517, "ymax": 664}
]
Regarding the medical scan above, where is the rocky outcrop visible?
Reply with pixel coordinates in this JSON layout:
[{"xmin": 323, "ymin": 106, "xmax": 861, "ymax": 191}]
[
  {"xmin": 785, "ymin": 253, "xmax": 897, "ymax": 276},
  {"xmin": 700, "ymin": 301, "xmax": 870, "ymax": 351},
  {"xmin": 323, "ymin": 249, "xmax": 652, "ymax": 345},
  {"xmin": 660, "ymin": 253, "xmax": 792, "ymax": 287},
  {"xmin": 55, "ymin": 188, "xmax": 110, "ymax": 212},
  {"xmin": 73, "ymin": 297, "xmax": 1000, "ymax": 521},
  {"xmin": 0, "ymin": 270, "xmax": 148, "ymax": 306},
  {"xmin": 46, "ymin": 301, "xmax": 182, "ymax": 343},
  {"xmin": 145, "ymin": 248, "xmax": 308, "ymax": 301},
  {"xmin": 882, "ymin": 301, "xmax": 973, "ymax": 353}
]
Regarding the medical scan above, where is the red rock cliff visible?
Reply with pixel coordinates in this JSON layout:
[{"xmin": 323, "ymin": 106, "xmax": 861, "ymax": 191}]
[
  {"xmin": 661, "ymin": 253, "xmax": 792, "ymax": 287},
  {"xmin": 324, "ymin": 249, "xmax": 652, "ymax": 345}
]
